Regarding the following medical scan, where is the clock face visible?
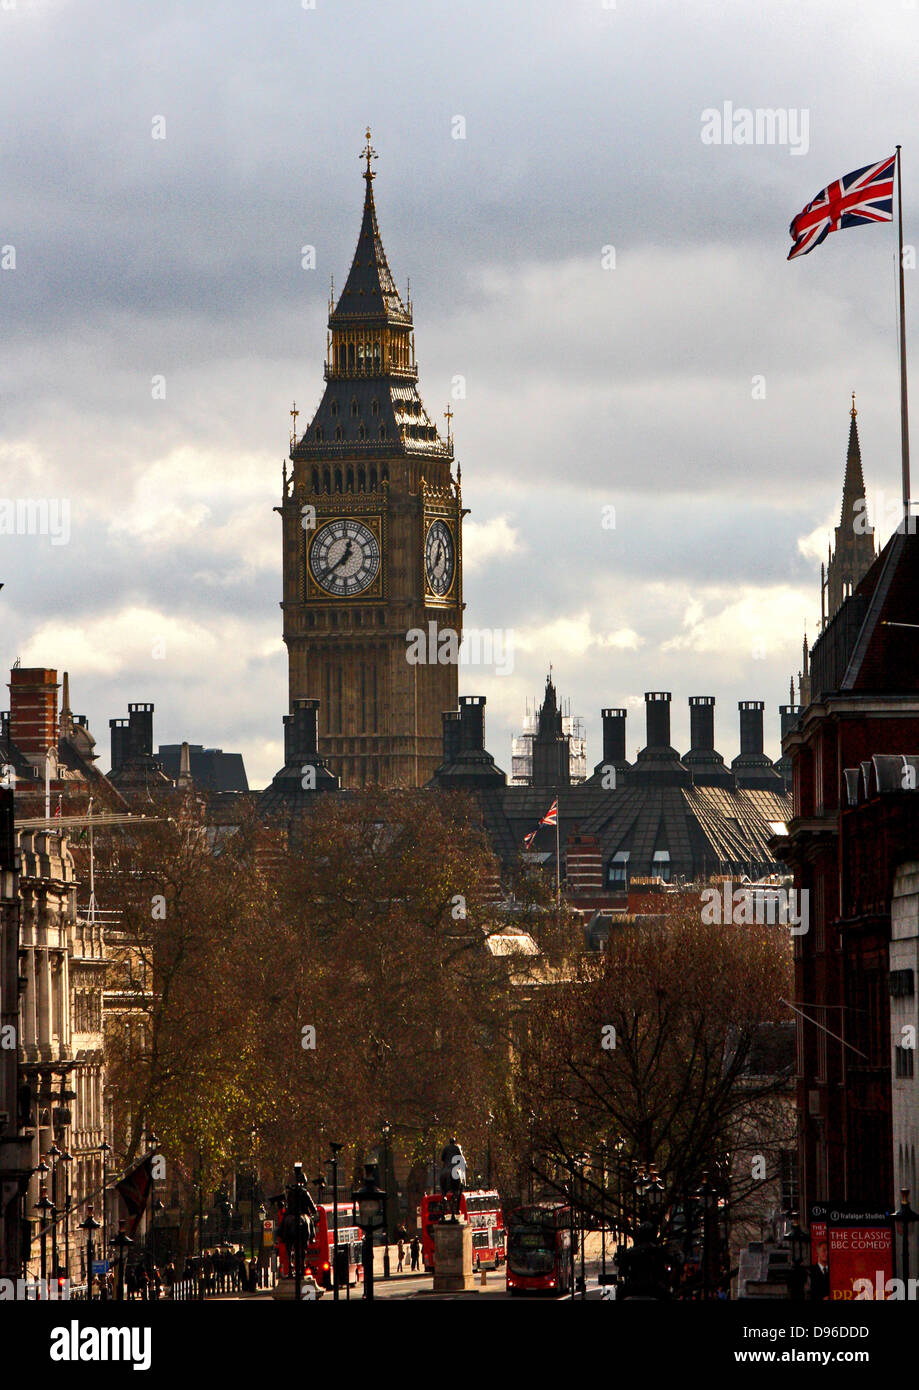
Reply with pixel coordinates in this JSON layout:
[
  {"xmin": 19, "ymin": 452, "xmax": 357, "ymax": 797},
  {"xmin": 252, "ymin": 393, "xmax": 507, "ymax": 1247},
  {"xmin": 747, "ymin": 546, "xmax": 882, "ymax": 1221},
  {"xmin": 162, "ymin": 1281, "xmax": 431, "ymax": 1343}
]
[
  {"xmin": 308, "ymin": 518, "xmax": 381, "ymax": 597},
  {"xmin": 425, "ymin": 519, "xmax": 455, "ymax": 597}
]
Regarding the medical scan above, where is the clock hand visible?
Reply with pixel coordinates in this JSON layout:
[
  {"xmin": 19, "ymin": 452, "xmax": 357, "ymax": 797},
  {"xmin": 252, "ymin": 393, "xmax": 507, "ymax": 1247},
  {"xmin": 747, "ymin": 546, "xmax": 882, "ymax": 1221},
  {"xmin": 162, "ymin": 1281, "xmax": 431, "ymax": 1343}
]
[{"xmin": 329, "ymin": 540, "xmax": 354, "ymax": 572}]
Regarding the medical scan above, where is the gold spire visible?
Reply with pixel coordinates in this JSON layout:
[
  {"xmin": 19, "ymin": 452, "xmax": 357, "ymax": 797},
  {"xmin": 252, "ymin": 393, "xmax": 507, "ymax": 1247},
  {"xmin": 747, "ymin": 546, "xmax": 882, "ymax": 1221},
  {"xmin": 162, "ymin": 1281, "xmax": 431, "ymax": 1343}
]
[
  {"xmin": 444, "ymin": 402, "xmax": 453, "ymax": 445},
  {"xmin": 851, "ymin": 391, "xmax": 857, "ymax": 419},
  {"xmin": 361, "ymin": 127, "xmax": 377, "ymax": 181},
  {"xmin": 290, "ymin": 400, "xmax": 299, "ymax": 449}
]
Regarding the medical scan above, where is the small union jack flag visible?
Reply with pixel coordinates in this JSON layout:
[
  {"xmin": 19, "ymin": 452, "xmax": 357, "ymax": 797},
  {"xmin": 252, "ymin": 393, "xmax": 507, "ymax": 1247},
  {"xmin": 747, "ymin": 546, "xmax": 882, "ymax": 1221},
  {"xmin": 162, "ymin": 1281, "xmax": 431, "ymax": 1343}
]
[
  {"xmin": 788, "ymin": 154, "xmax": 896, "ymax": 260},
  {"xmin": 539, "ymin": 799, "xmax": 558, "ymax": 827},
  {"xmin": 523, "ymin": 829, "xmax": 537, "ymax": 850}
]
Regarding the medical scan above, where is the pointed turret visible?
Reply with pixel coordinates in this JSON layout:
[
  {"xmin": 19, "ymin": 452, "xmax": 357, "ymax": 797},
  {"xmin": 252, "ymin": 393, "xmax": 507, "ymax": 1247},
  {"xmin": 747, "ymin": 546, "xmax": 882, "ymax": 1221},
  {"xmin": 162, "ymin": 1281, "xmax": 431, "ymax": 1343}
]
[
  {"xmin": 532, "ymin": 671, "xmax": 570, "ymax": 788},
  {"xmin": 59, "ymin": 671, "xmax": 73, "ymax": 739},
  {"xmin": 798, "ymin": 632, "xmax": 812, "ymax": 707},
  {"xmin": 827, "ymin": 395, "xmax": 876, "ymax": 617},
  {"xmin": 290, "ymin": 130, "xmax": 451, "ymax": 466},
  {"xmin": 329, "ymin": 132, "xmax": 412, "ymax": 328}
]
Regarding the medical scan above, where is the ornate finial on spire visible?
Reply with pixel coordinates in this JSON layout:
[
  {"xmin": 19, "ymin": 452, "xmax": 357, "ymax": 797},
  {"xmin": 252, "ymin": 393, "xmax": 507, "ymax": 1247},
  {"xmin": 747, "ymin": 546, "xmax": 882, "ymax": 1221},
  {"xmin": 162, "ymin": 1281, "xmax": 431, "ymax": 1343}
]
[
  {"xmin": 361, "ymin": 127, "xmax": 377, "ymax": 181},
  {"xmin": 444, "ymin": 401, "xmax": 453, "ymax": 445},
  {"xmin": 789, "ymin": 677, "xmax": 795, "ymax": 705},
  {"xmin": 851, "ymin": 391, "xmax": 857, "ymax": 420},
  {"xmin": 290, "ymin": 401, "xmax": 299, "ymax": 449}
]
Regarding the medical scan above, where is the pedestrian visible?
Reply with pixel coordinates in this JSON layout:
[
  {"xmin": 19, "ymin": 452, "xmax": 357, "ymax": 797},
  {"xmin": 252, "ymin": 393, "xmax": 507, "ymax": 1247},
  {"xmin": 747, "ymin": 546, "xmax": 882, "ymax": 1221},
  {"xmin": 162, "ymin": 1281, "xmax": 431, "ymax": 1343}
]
[
  {"xmin": 397, "ymin": 1238, "xmax": 405, "ymax": 1273},
  {"xmin": 410, "ymin": 1235, "xmax": 420, "ymax": 1271}
]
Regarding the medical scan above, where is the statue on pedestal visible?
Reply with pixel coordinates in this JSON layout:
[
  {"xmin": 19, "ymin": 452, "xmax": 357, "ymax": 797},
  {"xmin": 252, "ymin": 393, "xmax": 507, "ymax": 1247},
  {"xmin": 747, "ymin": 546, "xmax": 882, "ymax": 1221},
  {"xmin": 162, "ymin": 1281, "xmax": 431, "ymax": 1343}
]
[{"xmin": 439, "ymin": 1139, "xmax": 467, "ymax": 1222}]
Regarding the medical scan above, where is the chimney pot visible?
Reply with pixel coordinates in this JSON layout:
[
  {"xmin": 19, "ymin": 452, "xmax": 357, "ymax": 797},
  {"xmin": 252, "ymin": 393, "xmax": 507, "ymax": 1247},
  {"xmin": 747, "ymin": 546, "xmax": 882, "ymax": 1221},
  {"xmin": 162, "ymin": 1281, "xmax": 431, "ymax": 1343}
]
[
  {"xmin": 738, "ymin": 700, "xmax": 765, "ymax": 756},
  {"xmin": 688, "ymin": 696, "xmax": 716, "ymax": 753},
  {"xmin": 644, "ymin": 691, "xmax": 672, "ymax": 749}
]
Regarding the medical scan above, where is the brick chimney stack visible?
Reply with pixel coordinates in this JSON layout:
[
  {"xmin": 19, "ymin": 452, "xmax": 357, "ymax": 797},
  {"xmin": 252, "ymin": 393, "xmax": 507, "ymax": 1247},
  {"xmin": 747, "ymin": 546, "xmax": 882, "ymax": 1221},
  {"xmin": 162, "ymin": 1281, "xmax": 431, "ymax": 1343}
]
[{"xmin": 9, "ymin": 667, "xmax": 59, "ymax": 767}]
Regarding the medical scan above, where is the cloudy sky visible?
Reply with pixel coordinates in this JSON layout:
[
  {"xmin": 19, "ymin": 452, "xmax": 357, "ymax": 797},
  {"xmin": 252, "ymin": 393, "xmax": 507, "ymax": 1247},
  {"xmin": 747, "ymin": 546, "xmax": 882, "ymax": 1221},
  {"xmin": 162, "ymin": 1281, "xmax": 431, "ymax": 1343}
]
[{"xmin": 2, "ymin": 0, "xmax": 917, "ymax": 784}]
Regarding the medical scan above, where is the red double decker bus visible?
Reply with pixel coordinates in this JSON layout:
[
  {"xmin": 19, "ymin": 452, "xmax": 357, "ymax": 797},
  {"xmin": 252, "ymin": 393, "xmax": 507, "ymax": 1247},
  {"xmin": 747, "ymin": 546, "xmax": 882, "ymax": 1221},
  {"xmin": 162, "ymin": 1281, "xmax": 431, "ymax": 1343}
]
[
  {"xmin": 303, "ymin": 1203, "xmax": 362, "ymax": 1289},
  {"xmin": 419, "ymin": 1190, "xmax": 506, "ymax": 1271},
  {"xmin": 506, "ymin": 1203, "xmax": 572, "ymax": 1295}
]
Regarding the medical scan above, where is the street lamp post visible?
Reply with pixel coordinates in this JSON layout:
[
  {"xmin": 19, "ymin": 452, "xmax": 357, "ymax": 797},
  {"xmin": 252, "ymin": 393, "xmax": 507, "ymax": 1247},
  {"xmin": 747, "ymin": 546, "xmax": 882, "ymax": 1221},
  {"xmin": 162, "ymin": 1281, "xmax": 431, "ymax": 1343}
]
[
  {"xmin": 328, "ymin": 1141, "xmax": 343, "ymax": 1302},
  {"xmin": 893, "ymin": 1189, "xmax": 918, "ymax": 1287},
  {"xmin": 79, "ymin": 1205, "xmax": 101, "ymax": 1299},
  {"xmin": 788, "ymin": 1216, "xmax": 808, "ymax": 1302},
  {"xmin": 352, "ymin": 1165, "xmax": 386, "ymax": 1301},
  {"xmin": 48, "ymin": 1142, "xmax": 62, "ymax": 1276},
  {"xmin": 110, "ymin": 1219, "xmax": 133, "ymax": 1302},
  {"xmin": 381, "ymin": 1120, "xmax": 392, "ymax": 1278},
  {"xmin": 60, "ymin": 1149, "xmax": 73, "ymax": 1280},
  {"xmin": 314, "ymin": 1171, "xmax": 327, "ymax": 1288},
  {"xmin": 35, "ymin": 1184, "xmax": 54, "ymax": 1286},
  {"xmin": 598, "ymin": 1140, "xmax": 608, "ymax": 1284},
  {"xmin": 696, "ymin": 1172, "xmax": 717, "ymax": 1300},
  {"xmin": 99, "ymin": 1139, "xmax": 111, "ymax": 1295},
  {"xmin": 576, "ymin": 1155, "xmax": 587, "ymax": 1299}
]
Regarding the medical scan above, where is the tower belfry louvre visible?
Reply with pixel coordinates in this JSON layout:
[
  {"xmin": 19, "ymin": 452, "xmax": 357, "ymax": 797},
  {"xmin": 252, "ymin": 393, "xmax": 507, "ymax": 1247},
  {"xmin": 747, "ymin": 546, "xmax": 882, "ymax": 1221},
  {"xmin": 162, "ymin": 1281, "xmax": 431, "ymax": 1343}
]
[{"xmin": 278, "ymin": 133, "xmax": 463, "ymax": 788}]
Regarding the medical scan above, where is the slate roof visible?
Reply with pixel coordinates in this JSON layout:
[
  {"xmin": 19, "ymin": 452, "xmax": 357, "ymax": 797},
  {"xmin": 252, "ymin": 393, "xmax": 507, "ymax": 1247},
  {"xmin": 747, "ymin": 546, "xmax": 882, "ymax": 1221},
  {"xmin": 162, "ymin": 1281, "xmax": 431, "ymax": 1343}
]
[
  {"xmin": 473, "ymin": 780, "xmax": 791, "ymax": 880},
  {"xmin": 329, "ymin": 174, "xmax": 412, "ymax": 326}
]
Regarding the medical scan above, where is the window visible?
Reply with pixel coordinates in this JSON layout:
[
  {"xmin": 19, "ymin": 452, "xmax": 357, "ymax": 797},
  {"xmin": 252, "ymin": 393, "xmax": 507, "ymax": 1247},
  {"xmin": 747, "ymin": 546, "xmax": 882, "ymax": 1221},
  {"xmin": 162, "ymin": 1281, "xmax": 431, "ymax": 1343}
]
[
  {"xmin": 652, "ymin": 850, "xmax": 671, "ymax": 883},
  {"xmin": 351, "ymin": 399, "xmax": 359, "ymax": 416},
  {"xmin": 607, "ymin": 851, "xmax": 629, "ymax": 889},
  {"xmin": 358, "ymin": 424, "xmax": 365, "ymax": 440},
  {"xmin": 331, "ymin": 401, "xmax": 339, "ymax": 417},
  {"xmin": 371, "ymin": 399, "xmax": 379, "ymax": 416},
  {"xmin": 890, "ymin": 969, "xmax": 915, "ymax": 998},
  {"xmin": 895, "ymin": 1045, "xmax": 915, "ymax": 1078}
]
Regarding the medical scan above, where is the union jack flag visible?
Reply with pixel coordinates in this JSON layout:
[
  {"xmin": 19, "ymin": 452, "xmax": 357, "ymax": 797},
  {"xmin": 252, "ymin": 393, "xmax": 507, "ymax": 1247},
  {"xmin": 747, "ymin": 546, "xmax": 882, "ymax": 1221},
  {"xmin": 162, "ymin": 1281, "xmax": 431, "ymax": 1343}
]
[
  {"xmin": 523, "ymin": 829, "xmax": 537, "ymax": 850},
  {"xmin": 788, "ymin": 154, "xmax": 896, "ymax": 260},
  {"xmin": 539, "ymin": 799, "xmax": 558, "ymax": 827}
]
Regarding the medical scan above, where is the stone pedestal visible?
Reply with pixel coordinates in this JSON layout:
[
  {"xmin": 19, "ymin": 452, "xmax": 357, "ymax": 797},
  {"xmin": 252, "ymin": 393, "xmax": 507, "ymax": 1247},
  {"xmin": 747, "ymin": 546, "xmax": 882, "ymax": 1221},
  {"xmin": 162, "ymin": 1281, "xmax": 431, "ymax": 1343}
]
[{"xmin": 432, "ymin": 1221, "xmax": 476, "ymax": 1292}]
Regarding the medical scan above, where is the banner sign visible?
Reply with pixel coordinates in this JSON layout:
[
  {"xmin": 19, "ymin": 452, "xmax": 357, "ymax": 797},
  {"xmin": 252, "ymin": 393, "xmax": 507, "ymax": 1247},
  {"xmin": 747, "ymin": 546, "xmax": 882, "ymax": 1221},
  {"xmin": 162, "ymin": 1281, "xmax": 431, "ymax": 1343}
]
[{"xmin": 812, "ymin": 1204, "xmax": 894, "ymax": 1300}]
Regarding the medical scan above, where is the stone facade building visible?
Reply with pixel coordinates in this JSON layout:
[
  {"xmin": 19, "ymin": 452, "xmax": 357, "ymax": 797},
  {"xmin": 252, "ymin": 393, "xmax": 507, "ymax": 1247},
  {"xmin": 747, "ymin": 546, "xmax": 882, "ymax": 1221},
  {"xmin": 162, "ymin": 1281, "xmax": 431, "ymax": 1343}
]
[{"xmin": 277, "ymin": 135, "xmax": 463, "ymax": 789}]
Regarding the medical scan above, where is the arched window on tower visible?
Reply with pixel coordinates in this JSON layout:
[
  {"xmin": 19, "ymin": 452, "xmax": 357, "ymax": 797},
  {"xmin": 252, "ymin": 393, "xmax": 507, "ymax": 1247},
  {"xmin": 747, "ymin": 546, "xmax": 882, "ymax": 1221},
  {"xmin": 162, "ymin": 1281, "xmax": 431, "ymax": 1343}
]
[
  {"xmin": 351, "ymin": 398, "xmax": 359, "ymax": 416},
  {"xmin": 335, "ymin": 426, "xmax": 342, "ymax": 441},
  {"xmin": 358, "ymin": 424, "xmax": 365, "ymax": 440},
  {"xmin": 311, "ymin": 468, "xmax": 320, "ymax": 491},
  {"xmin": 323, "ymin": 467, "xmax": 331, "ymax": 492},
  {"xmin": 373, "ymin": 340, "xmax": 381, "ymax": 372},
  {"xmin": 348, "ymin": 342, "xmax": 355, "ymax": 371},
  {"xmin": 346, "ymin": 466, "xmax": 354, "ymax": 492},
  {"xmin": 369, "ymin": 466, "xmax": 377, "ymax": 490},
  {"xmin": 334, "ymin": 468, "xmax": 342, "ymax": 492},
  {"xmin": 315, "ymin": 427, "xmax": 323, "ymax": 442},
  {"xmin": 371, "ymin": 399, "xmax": 379, "ymax": 416},
  {"xmin": 357, "ymin": 465, "xmax": 366, "ymax": 492}
]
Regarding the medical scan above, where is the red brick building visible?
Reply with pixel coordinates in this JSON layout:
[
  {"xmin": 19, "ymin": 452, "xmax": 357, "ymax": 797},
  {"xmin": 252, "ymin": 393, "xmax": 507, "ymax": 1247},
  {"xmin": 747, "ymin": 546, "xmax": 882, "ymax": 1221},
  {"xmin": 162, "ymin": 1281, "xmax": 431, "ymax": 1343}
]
[{"xmin": 776, "ymin": 526, "xmax": 919, "ymax": 1218}]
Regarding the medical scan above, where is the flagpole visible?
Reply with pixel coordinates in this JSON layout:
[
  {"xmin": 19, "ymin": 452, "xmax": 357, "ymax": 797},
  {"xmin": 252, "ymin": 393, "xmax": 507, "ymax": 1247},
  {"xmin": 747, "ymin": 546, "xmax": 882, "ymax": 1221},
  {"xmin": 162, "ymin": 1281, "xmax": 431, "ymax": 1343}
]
[
  {"xmin": 896, "ymin": 145, "xmax": 912, "ymax": 523},
  {"xmin": 555, "ymin": 796, "xmax": 561, "ymax": 907}
]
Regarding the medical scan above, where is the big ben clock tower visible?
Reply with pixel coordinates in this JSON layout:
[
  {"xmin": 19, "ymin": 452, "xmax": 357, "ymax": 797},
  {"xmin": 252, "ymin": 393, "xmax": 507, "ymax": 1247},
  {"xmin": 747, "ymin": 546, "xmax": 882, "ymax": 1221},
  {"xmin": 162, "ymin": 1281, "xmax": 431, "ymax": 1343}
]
[{"xmin": 278, "ymin": 132, "xmax": 464, "ymax": 788}]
